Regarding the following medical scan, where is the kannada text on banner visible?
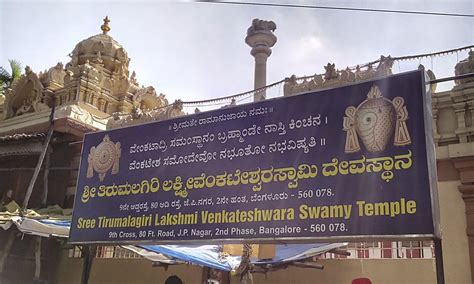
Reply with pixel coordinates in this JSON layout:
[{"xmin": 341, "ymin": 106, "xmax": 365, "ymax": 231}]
[{"xmin": 69, "ymin": 70, "xmax": 436, "ymax": 244}]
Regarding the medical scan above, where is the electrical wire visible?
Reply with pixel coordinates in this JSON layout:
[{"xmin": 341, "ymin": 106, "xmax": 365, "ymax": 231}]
[
  {"xmin": 106, "ymin": 45, "xmax": 472, "ymax": 117},
  {"xmin": 181, "ymin": 79, "xmax": 285, "ymax": 105},
  {"xmin": 195, "ymin": 0, "xmax": 474, "ymax": 18}
]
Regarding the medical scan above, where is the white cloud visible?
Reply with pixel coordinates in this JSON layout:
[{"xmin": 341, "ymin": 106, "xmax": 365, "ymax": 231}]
[{"xmin": 294, "ymin": 35, "xmax": 323, "ymax": 61}]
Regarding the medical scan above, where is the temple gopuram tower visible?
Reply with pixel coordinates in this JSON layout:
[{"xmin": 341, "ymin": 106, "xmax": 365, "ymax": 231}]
[{"xmin": 0, "ymin": 16, "xmax": 182, "ymax": 209}]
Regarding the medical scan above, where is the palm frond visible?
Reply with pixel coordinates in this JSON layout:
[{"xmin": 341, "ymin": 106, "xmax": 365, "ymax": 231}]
[{"xmin": 8, "ymin": 59, "xmax": 22, "ymax": 81}]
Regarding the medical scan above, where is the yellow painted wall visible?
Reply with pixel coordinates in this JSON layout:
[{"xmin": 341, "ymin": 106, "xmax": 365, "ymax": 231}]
[
  {"xmin": 55, "ymin": 256, "xmax": 437, "ymax": 284},
  {"xmin": 437, "ymin": 181, "xmax": 472, "ymax": 284},
  {"xmin": 54, "ymin": 251, "xmax": 203, "ymax": 284},
  {"xmin": 230, "ymin": 259, "xmax": 436, "ymax": 284}
]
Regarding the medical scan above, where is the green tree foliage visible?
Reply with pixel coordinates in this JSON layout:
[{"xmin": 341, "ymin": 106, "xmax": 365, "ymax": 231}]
[{"xmin": 0, "ymin": 60, "xmax": 22, "ymax": 95}]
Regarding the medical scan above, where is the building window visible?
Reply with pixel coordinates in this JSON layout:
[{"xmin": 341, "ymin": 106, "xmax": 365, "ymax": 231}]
[
  {"xmin": 68, "ymin": 246, "xmax": 83, "ymax": 258},
  {"xmin": 321, "ymin": 241, "xmax": 434, "ymax": 259},
  {"xmin": 68, "ymin": 245, "xmax": 141, "ymax": 259}
]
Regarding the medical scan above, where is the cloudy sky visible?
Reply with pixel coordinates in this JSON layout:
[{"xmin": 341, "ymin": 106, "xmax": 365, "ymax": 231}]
[{"xmin": 1, "ymin": 0, "xmax": 472, "ymax": 112}]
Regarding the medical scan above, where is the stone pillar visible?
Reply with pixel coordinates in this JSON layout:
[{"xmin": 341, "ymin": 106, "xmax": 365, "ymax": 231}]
[
  {"xmin": 245, "ymin": 19, "xmax": 277, "ymax": 102},
  {"xmin": 454, "ymin": 158, "xmax": 474, "ymax": 281},
  {"xmin": 459, "ymin": 184, "xmax": 474, "ymax": 281}
]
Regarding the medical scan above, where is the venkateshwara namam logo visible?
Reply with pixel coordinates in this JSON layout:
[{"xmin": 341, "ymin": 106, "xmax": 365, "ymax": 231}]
[
  {"xmin": 343, "ymin": 85, "xmax": 411, "ymax": 153},
  {"xmin": 86, "ymin": 135, "xmax": 121, "ymax": 181}
]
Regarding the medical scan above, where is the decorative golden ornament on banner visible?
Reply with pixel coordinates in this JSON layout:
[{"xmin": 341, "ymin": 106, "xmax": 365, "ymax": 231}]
[
  {"xmin": 87, "ymin": 134, "xmax": 121, "ymax": 181},
  {"xmin": 343, "ymin": 85, "xmax": 411, "ymax": 153}
]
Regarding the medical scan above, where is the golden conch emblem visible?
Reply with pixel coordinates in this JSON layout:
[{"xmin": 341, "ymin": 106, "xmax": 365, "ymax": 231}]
[
  {"xmin": 343, "ymin": 85, "xmax": 411, "ymax": 153},
  {"xmin": 86, "ymin": 135, "xmax": 121, "ymax": 181}
]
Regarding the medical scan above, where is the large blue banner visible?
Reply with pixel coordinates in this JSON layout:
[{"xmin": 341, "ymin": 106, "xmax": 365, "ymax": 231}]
[{"xmin": 69, "ymin": 70, "xmax": 438, "ymax": 244}]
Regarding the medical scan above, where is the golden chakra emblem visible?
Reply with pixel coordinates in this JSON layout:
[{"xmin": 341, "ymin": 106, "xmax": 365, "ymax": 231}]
[
  {"xmin": 343, "ymin": 85, "xmax": 411, "ymax": 153},
  {"xmin": 86, "ymin": 135, "xmax": 121, "ymax": 181}
]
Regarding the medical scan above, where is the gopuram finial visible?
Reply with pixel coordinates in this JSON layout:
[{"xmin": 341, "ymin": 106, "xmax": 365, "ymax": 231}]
[{"xmin": 101, "ymin": 16, "xmax": 111, "ymax": 35}]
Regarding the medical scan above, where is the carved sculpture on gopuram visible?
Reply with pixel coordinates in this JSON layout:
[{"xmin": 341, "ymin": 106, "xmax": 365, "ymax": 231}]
[
  {"xmin": 340, "ymin": 67, "xmax": 356, "ymax": 82},
  {"xmin": 454, "ymin": 50, "xmax": 474, "ymax": 85},
  {"xmin": 246, "ymin": 18, "xmax": 277, "ymax": 35},
  {"xmin": 2, "ymin": 66, "xmax": 52, "ymax": 119},
  {"xmin": 133, "ymin": 86, "xmax": 168, "ymax": 111},
  {"xmin": 284, "ymin": 55, "xmax": 396, "ymax": 96},
  {"xmin": 130, "ymin": 71, "xmax": 139, "ymax": 86},
  {"xmin": 107, "ymin": 97, "xmax": 184, "ymax": 129},
  {"xmin": 1, "ymin": 16, "xmax": 132, "ymax": 121},
  {"xmin": 39, "ymin": 62, "xmax": 66, "ymax": 91},
  {"xmin": 375, "ymin": 55, "xmax": 394, "ymax": 77},
  {"xmin": 324, "ymin": 63, "xmax": 338, "ymax": 81},
  {"xmin": 0, "ymin": 16, "xmax": 185, "ymax": 132}
]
